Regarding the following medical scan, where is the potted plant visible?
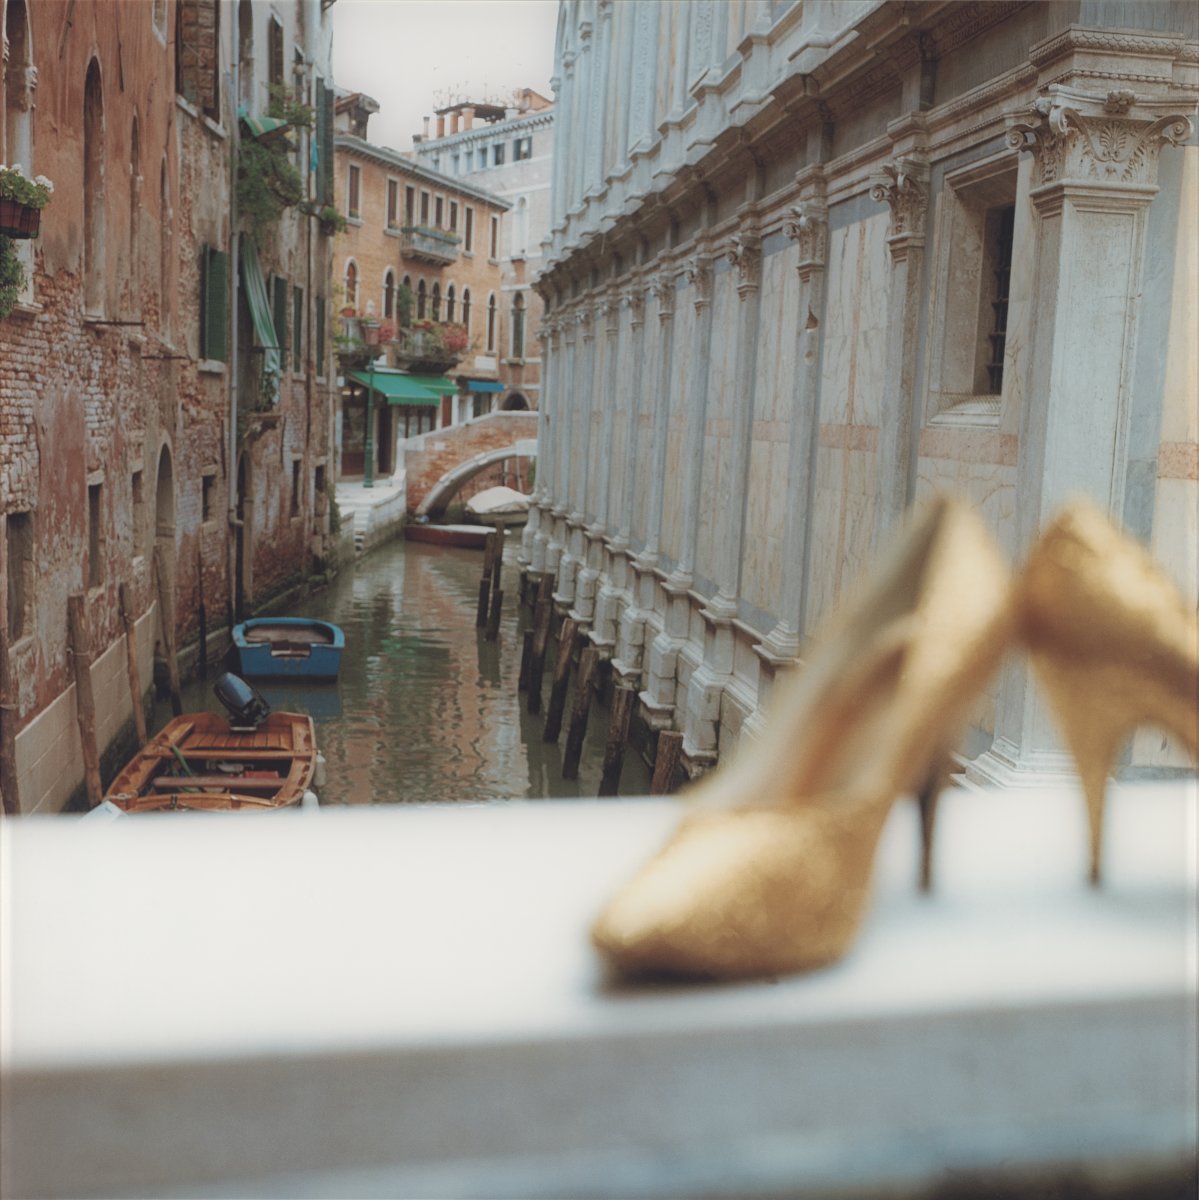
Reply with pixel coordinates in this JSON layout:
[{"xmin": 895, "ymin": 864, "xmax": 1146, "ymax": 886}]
[
  {"xmin": 1, "ymin": 236, "xmax": 25, "ymax": 317},
  {"xmin": 0, "ymin": 165, "xmax": 53, "ymax": 239}
]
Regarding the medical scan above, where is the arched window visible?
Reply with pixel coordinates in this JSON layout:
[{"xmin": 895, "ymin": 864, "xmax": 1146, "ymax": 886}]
[
  {"xmin": 486, "ymin": 293, "xmax": 497, "ymax": 352},
  {"xmin": 446, "ymin": 284, "xmax": 456, "ymax": 323},
  {"xmin": 83, "ymin": 59, "xmax": 105, "ymax": 315},
  {"xmin": 431, "ymin": 282, "xmax": 441, "ymax": 321},
  {"xmin": 344, "ymin": 260, "xmax": 358, "ymax": 311},
  {"xmin": 383, "ymin": 268, "xmax": 396, "ymax": 320},
  {"xmin": 416, "ymin": 278, "xmax": 427, "ymax": 319},
  {"xmin": 511, "ymin": 292, "xmax": 525, "ymax": 358},
  {"xmin": 461, "ymin": 288, "xmax": 471, "ymax": 334}
]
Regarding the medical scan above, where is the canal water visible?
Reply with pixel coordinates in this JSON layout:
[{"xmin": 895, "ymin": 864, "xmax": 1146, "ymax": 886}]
[{"xmin": 158, "ymin": 538, "xmax": 651, "ymax": 805}]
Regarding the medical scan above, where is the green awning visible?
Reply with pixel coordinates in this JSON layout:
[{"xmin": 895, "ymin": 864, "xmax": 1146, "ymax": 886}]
[
  {"xmin": 240, "ymin": 239, "xmax": 280, "ymax": 403},
  {"xmin": 239, "ymin": 107, "xmax": 291, "ymax": 141},
  {"xmin": 349, "ymin": 371, "xmax": 454, "ymax": 406},
  {"xmin": 466, "ymin": 379, "xmax": 505, "ymax": 393}
]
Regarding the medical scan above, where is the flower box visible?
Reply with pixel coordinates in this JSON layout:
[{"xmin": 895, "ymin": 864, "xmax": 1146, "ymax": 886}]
[{"xmin": 0, "ymin": 197, "xmax": 40, "ymax": 239}]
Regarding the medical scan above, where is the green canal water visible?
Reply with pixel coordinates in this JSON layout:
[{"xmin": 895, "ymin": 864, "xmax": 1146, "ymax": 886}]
[{"xmin": 157, "ymin": 538, "xmax": 651, "ymax": 805}]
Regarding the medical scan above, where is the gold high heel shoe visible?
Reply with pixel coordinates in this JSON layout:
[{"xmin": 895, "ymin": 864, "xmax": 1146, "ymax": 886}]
[
  {"xmin": 1017, "ymin": 500, "xmax": 1199, "ymax": 885},
  {"xmin": 592, "ymin": 496, "xmax": 1013, "ymax": 981}
]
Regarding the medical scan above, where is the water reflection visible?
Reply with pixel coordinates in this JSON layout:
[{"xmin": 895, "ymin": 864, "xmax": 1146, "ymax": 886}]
[{"xmin": 160, "ymin": 539, "xmax": 650, "ymax": 805}]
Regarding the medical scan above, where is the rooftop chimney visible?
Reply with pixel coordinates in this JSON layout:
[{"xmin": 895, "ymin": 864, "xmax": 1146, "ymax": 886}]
[
  {"xmin": 464, "ymin": 106, "xmax": 474, "ymax": 131},
  {"xmin": 436, "ymin": 114, "xmax": 446, "ymax": 138}
]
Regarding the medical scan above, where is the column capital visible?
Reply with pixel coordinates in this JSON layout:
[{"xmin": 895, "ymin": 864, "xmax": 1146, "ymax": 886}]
[
  {"xmin": 600, "ymin": 289, "xmax": 622, "ymax": 335},
  {"xmin": 578, "ymin": 303, "xmax": 596, "ymax": 342},
  {"xmin": 651, "ymin": 270, "xmax": 676, "ymax": 322},
  {"xmin": 869, "ymin": 155, "xmax": 930, "ymax": 253},
  {"xmin": 783, "ymin": 200, "xmax": 828, "ymax": 277},
  {"xmin": 625, "ymin": 279, "xmax": 647, "ymax": 329},
  {"xmin": 724, "ymin": 233, "xmax": 762, "ymax": 299},
  {"xmin": 1006, "ymin": 85, "xmax": 1194, "ymax": 195},
  {"xmin": 682, "ymin": 254, "xmax": 714, "ymax": 314}
]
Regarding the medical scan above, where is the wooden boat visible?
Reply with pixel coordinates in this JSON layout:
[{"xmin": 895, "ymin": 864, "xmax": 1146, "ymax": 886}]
[
  {"xmin": 404, "ymin": 522, "xmax": 489, "ymax": 550},
  {"xmin": 104, "ymin": 711, "xmax": 316, "ymax": 813},
  {"xmin": 231, "ymin": 617, "xmax": 345, "ymax": 680}
]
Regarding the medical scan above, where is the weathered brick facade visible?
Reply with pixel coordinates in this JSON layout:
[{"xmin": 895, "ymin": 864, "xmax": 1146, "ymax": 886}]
[{"xmin": 0, "ymin": 0, "xmax": 337, "ymax": 813}]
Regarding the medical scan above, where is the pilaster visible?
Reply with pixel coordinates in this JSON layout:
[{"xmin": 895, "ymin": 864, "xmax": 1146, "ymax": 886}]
[{"xmin": 971, "ymin": 85, "xmax": 1195, "ymax": 787}]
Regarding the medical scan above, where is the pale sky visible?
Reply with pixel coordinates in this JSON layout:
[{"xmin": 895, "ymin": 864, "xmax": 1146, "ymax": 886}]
[{"xmin": 332, "ymin": 0, "xmax": 560, "ymax": 154}]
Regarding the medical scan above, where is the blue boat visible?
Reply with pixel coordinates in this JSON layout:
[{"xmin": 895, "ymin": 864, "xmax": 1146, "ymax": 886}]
[{"xmin": 231, "ymin": 618, "xmax": 345, "ymax": 681}]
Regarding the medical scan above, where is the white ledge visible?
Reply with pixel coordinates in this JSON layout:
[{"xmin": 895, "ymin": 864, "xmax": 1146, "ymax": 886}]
[{"xmin": 1, "ymin": 779, "xmax": 1195, "ymax": 1198}]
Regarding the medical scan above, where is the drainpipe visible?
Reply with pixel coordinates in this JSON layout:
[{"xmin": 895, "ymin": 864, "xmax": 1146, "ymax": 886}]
[{"xmin": 228, "ymin": 66, "xmax": 241, "ymax": 623}]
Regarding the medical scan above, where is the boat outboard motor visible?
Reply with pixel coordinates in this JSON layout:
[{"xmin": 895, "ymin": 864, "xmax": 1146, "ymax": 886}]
[{"xmin": 213, "ymin": 671, "xmax": 272, "ymax": 731}]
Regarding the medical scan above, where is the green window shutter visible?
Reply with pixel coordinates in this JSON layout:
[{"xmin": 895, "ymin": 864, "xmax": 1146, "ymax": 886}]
[
  {"xmin": 316, "ymin": 81, "xmax": 334, "ymax": 207},
  {"xmin": 272, "ymin": 276, "xmax": 288, "ymax": 365},
  {"xmin": 315, "ymin": 295, "xmax": 326, "ymax": 378},
  {"xmin": 292, "ymin": 285, "xmax": 304, "ymax": 373},
  {"xmin": 201, "ymin": 244, "xmax": 228, "ymax": 362}
]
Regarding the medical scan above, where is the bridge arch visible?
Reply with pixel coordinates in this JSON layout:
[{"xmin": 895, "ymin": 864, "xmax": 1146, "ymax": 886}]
[{"xmin": 416, "ymin": 445, "xmax": 529, "ymax": 517}]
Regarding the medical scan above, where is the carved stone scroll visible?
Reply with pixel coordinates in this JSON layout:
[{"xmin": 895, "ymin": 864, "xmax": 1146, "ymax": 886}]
[
  {"xmin": 869, "ymin": 156, "xmax": 930, "ymax": 251},
  {"xmin": 725, "ymin": 234, "xmax": 762, "ymax": 298}
]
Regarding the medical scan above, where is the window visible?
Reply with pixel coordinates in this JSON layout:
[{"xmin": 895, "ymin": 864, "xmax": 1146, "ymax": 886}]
[
  {"xmin": 431, "ymin": 282, "xmax": 441, "ymax": 321},
  {"xmin": 200, "ymin": 244, "xmax": 228, "ymax": 361},
  {"xmin": 514, "ymin": 136, "xmax": 532, "ymax": 161},
  {"xmin": 131, "ymin": 470, "xmax": 145, "ymax": 557},
  {"xmin": 202, "ymin": 472, "xmax": 216, "ymax": 522},
  {"xmin": 315, "ymin": 464, "xmax": 326, "ymax": 509},
  {"xmin": 464, "ymin": 206, "xmax": 474, "ymax": 252},
  {"xmin": 6, "ymin": 512, "xmax": 33, "ymax": 642},
  {"xmin": 315, "ymin": 295, "xmax": 326, "ymax": 377},
  {"xmin": 511, "ymin": 292, "xmax": 525, "ymax": 358},
  {"xmin": 268, "ymin": 16, "xmax": 283, "ymax": 87},
  {"xmin": 493, "ymin": 142, "xmax": 505, "ymax": 166},
  {"xmin": 405, "ymin": 185, "xmax": 415, "ymax": 225},
  {"xmin": 461, "ymin": 288, "xmax": 471, "ymax": 334},
  {"xmin": 383, "ymin": 269, "xmax": 396, "ymax": 320},
  {"xmin": 87, "ymin": 484, "xmax": 103, "ymax": 588},
  {"xmin": 387, "ymin": 179, "xmax": 399, "ymax": 228},
  {"xmin": 925, "ymin": 158, "xmax": 1018, "ymax": 421},
  {"xmin": 446, "ymin": 284, "xmax": 456, "ymax": 322},
  {"xmin": 344, "ymin": 261, "xmax": 358, "ymax": 310},
  {"xmin": 348, "ymin": 163, "xmax": 361, "ymax": 218},
  {"xmin": 272, "ymin": 276, "xmax": 288, "ymax": 365},
  {"xmin": 420, "ymin": 191, "xmax": 430, "ymax": 224},
  {"xmin": 291, "ymin": 460, "xmax": 301, "ymax": 516},
  {"xmin": 292, "ymin": 284, "xmax": 304, "ymax": 373},
  {"xmin": 489, "ymin": 215, "xmax": 499, "ymax": 259},
  {"xmin": 449, "ymin": 201, "xmax": 458, "ymax": 233},
  {"xmin": 175, "ymin": 0, "xmax": 220, "ymax": 118},
  {"xmin": 486, "ymin": 293, "xmax": 497, "ymax": 352},
  {"xmin": 83, "ymin": 59, "xmax": 104, "ymax": 316},
  {"xmin": 416, "ymin": 278, "xmax": 427, "ymax": 319},
  {"xmin": 435, "ymin": 196, "xmax": 444, "ymax": 228},
  {"xmin": 237, "ymin": 0, "xmax": 253, "ymax": 105}
]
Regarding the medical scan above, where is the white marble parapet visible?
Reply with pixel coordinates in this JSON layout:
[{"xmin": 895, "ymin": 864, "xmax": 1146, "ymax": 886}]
[{"xmin": 1, "ymin": 780, "xmax": 1195, "ymax": 1198}]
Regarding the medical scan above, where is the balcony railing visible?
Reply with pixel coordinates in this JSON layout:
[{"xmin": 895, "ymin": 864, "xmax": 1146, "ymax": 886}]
[
  {"xmin": 394, "ymin": 323, "xmax": 468, "ymax": 373},
  {"xmin": 400, "ymin": 225, "xmax": 461, "ymax": 265}
]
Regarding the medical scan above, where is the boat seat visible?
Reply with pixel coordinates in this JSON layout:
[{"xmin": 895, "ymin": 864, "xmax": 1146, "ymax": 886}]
[{"xmin": 150, "ymin": 776, "xmax": 282, "ymax": 792}]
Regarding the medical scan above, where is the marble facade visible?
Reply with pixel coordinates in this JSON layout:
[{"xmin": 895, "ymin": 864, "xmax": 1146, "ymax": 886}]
[{"xmin": 521, "ymin": 0, "xmax": 1198, "ymax": 780}]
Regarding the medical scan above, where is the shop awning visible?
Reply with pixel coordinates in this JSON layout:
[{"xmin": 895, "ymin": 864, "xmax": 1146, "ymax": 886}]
[
  {"xmin": 466, "ymin": 379, "xmax": 505, "ymax": 393},
  {"xmin": 349, "ymin": 371, "xmax": 454, "ymax": 405},
  {"xmin": 239, "ymin": 107, "xmax": 291, "ymax": 142}
]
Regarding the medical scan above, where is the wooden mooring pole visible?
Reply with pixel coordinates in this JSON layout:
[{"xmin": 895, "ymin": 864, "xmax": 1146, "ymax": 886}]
[
  {"xmin": 598, "ymin": 683, "xmax": 636, "ymax": 797},
  {"xmin": 485, "ymin": 587, "xmax": 504, "ymax": 641},
  {"xmin": 525, "ymin": 573, "xmax": 555, "ymax": 715},
  {"xmin": 0, "ymin": 619, "xmax": 20, "ymax": 815},
  {"xmin": 561, "ymin": 645, "xmax": 598, "ymax": 780},
  {"xmin": 153, "ymin": 543, "xmax": 183, "ymax": 716},
  {"xmin": 67, "ymin": 592, "xmax": 103, "ymax": 809},
  {"xmin": 476, "ymin": 532, "xmax": 497, "ymax": 628},
  {"xmin": 517, "ymin": 629, "xmax": 534, "ymax": 692},
  {"xmin": 542, "ymin": 617, "xmax": 578, "ymax": 743},
  {"xmin": 118, "ymin": 582, "xmax": 147, "ymax": 749},
  {"xmin": 651, "ymin": 730, "xmax": 684, "ymax": 796}
]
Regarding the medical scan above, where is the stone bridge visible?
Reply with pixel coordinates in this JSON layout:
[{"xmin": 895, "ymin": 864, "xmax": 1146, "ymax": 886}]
[{"xmin": 404, "ymin": 411, "xmax": 538, "ymax": 516}]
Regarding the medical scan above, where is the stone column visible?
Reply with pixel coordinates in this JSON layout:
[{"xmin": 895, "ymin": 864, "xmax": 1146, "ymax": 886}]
[
  {"xmin": 525, "ymin": 319, "xmax": 554, "ymax": 573},
  {"xmin": 681, "ymin": 227, "xmax": 762, "ymax": 762},
  {"xmin": 588, "ymin": 1, "xmax": 613, "ymax": 195},
  {"xmin": 579, "ymin": 290, "xmax": 622, "ymax": 632},
  {"xmin": 870, "ymin": 144, "xmax": 930, "ymax": 543},
  {"xmin": 756, "ymin": 176, "xmax": 829, "ymax": 671},
  {"xmin": 548, "ymin": 308, "xmax": 578, "ymax": 585},
  {"xmin": 614, "ymin": 269, "xmax": 672, "ymax": 683},
  {"xmin": 559, "ymin": 302, "xmax": 596, "ymax": 611},
  {"xmin": 970, "ymin": 85, "xmax": 1194, "ymax": 787},
  {"xmin": 595, "ymin": 282, "xmax": 643, "ymax": 652},
  {"xmin": 641, "ymin": 253, "xmax": 710, "ymax": 727}
]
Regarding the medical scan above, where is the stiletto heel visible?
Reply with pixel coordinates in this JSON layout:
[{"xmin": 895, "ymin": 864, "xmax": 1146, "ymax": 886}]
[
  {"xmin": 1018, "ymin": 501, "xmax": 1199, "ymax": 885},
  {"xmin": 592, "ymin": 496, "xmax": 1014, "ymax": 981},
  {"xmin": 914, "ymin": 753, "xmax": 955, "ymax": 893}
]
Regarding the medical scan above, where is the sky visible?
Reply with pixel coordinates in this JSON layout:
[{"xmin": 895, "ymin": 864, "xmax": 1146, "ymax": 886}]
[{"xmin": 332, "ymin": 0, "xmax": 561, "ymax": 154}]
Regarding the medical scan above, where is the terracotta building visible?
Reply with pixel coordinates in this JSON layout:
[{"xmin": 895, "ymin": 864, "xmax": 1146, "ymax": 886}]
[
  {"xmin": 411, "ymin": 89, "xmax": 555, "ymax": 413},
  {"xmin": 333, "ymin": 93, "xmax": 509, "ymax": 484},
  {"xmin": 525, "ymin": 0, "xmax": 1198, "ymax": 784},
  {"xmin": 0, "ymin": 0, "xmax": 338, "ymax": 814}
]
